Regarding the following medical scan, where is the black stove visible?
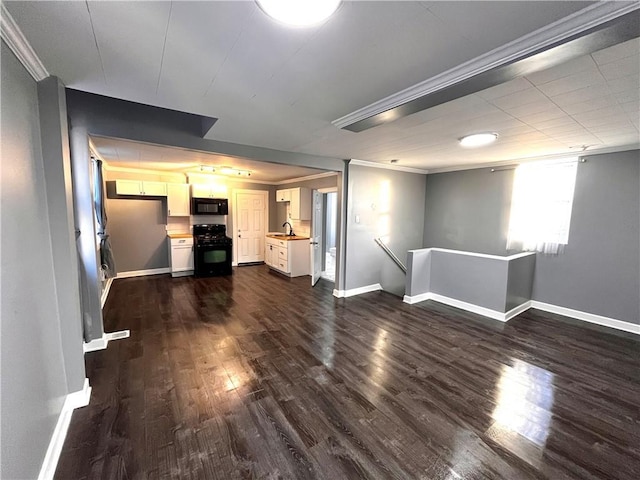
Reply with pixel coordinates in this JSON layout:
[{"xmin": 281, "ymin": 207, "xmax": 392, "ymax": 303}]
[
  {"xmin": 193, "ymin": 224, "xmax": 232, "ymax": 245},
  {"xmin": 193, "ymin": 224, "xmax": 232, "ymax": 277}
]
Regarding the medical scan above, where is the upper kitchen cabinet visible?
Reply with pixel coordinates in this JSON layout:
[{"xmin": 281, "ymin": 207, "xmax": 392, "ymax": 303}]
[
  {"xmin": 191, "ymin": 183, "xmax": 227, "ymax": 199},
  {"xmin": 115, "ymin": 179, "xmax": 167, "ymax": 196},
  {"xmin": 276, "ymin": 187, "xmax": 311, "ymax": 220},
  {"xmin": 276, "ymin": 189, "xmax": 291, "ymax": 202},
  {"xmin": 167, "ymin": 183, "xmax": 190, "ymax": 217}
]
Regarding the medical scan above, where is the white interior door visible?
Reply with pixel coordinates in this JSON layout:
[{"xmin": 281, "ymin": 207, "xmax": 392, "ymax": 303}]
[
  {"xmin": 311, "ymin": 190, "xmax": 323, "ymax": 286},
  {"xmin": 234, "ymin": 190, "xmax": 267, "ymax": 264}
]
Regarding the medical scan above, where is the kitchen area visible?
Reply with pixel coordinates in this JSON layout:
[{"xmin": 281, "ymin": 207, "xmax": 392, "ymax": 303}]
[{"xmin": 100, "ymin": 143, "xmax": 339, "ymax": 283}]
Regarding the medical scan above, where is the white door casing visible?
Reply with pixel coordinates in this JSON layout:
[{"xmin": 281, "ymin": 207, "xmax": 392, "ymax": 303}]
[
  {"xmin": 233, "ymin": 190, "xmax": 268, "ymax": 264},
  {"xmin": 311, "ymin": 190, "xmax": 323, "ymax": 286}
]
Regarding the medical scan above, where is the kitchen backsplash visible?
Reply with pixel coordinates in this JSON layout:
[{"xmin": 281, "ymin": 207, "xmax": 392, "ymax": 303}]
[{"xmin": 166, "ymin": 215, "xmax": 227, "ymax": 234}]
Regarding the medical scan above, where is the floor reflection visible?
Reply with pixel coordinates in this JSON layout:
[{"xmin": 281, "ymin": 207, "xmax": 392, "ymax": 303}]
[
  {"xmin": 320, "ymin": 314, "xmax": 335, "ymax": 369},
  {"xmin": 492, "ymin": 359, "xmax": 555, "ymax": 447}
]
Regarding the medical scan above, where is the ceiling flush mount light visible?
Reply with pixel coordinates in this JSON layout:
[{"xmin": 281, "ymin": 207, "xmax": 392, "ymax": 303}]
[
  {"xmin": 459, "ymin": 132, "xmax": 498, "ymax": 148},
  {"xmin": 257, "ymin": 0, "xmax": 341, "ymax": 27}
]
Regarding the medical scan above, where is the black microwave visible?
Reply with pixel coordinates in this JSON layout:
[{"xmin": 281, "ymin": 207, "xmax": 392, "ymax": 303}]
[{"xmin": 192, "ymin": 197, "xmax": 228, "ymax": 215}]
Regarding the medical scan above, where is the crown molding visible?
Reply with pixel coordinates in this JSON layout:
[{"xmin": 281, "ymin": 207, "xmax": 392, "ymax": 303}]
[
  {"xmin": 274, "ymin": 171, "xmax": 338, "ymax": 185},
  {"xmin": 349, "ymin": 159, "xmax": 428, "ymax": 175},
  {"xmin": 333, "ymin": 2, "xmax": 640, "ymax": 130},
  {"xmin": 1, "ymin": 3, "xmax": 48, "ymax": 81},
  {"xmin": 425, "ymin": 145, "xmax": 639, "ymax": 174}
]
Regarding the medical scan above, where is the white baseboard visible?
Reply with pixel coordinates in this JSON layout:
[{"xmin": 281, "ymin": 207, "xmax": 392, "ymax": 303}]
[
  {"xmin": 403, "ymin": 292, "xmax": 432, "ymax": 305},
  {"xmin": 116, "ymin": 267, "xmax": 170, "ymax": 279},
  {"xmin": 333, "ymin": 283, "xmax": 383, "ymax": 298},
  {"xmin": 505, "ymin": 300, "xmax": 532, "ymax": 321},
  {"xmin": 403, "ymin": 291, "xmax": 639, "ymax": 334},
  {"xmin": 100, "ymin": 277, "xmax": 114, "ymax": 308},
  {"xmin": 38, "ymin": 378, "xmax": 91, "ymax": 480},
  {"xmin": 83, "ymin": 329, "xmax": 130, "ymax": 353},
  {"xmin": 530, "ymin": 301, "xmax": 640, "ymax": 335},
  {"xmin": 428, "ymin": 293, "xmax": 510, "ymax": 322},
  {"xmin": 170, "ymin": 270, "xmax": 193, "ymax": 278}
]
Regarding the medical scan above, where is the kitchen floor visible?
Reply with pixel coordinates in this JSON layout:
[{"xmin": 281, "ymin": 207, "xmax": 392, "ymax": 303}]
[{"xmin": 56, "ymin": 265, "xmax": 640, "ymax": 479}]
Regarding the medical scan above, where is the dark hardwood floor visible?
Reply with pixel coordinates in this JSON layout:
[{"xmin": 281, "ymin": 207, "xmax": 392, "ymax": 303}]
[{"xmin": 56, "ymin": 265, "xmax": 640, "ymax": 479}]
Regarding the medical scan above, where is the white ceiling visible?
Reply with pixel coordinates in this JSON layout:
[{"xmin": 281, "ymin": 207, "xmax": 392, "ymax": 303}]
[{"xmin": 5, "ymin": 1, "xmax": 639, "ymax": 171}]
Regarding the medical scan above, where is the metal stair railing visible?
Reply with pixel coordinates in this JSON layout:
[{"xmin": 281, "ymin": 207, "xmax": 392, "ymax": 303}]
[{"xmin": 374, "ymin": 238, "xmax": 407, "ymax": 273}]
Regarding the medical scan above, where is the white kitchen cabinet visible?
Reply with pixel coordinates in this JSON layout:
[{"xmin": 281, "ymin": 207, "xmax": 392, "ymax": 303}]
[
  {"xmin": 167, "ymin": 183, "xmax": 190, "ymax": 216},
  {"xmin": 265, "ymin": 236, "xmax": 310, "ymax": 277},
  {"xmin": 169, "ymin": 236, "xmax": 194, "ymax": 277},
  {"xmin": 275, "ymin": 187, "xmax": 311, "ymax": 220},
  {"xmin": 289, "ymin": 187, "xmax": 311, "ymax": 220},
  {"xmin": 115, "ymin": 179, "xmax": 167, "ymax": 196},
  {"xmin": 276, "ymin": 189, "xmax": 291, "ymax": 202},
  {"xmin": 191, "ymin": 183, "xmax": 227, "ymax": 198}
]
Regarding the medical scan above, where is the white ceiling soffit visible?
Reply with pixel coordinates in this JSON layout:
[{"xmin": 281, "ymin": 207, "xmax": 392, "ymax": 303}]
[
  {"xmin": 90, "ymin": 136, "xmax": 330, "ymax": 184},
  {"xmin": 334, "ymin": 2, "xmax": 640, "ymax": 132}
]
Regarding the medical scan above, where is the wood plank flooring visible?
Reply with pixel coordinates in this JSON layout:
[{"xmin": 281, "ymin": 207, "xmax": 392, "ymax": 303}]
[{"xmin": 55, "ymin": 265, "xmax": 640, "ymax": 479}]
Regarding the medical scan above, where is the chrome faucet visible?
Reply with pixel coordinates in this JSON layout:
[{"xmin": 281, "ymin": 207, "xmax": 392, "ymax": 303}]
[{"xmin": 282, "ymin": 221, "xmax": 294, "ymax": 236}]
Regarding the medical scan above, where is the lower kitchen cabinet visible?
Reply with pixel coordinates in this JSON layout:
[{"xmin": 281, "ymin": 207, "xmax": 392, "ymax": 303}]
[
  {"xmin": 265, "ymin": 236, "xmax": 310, "ymax": 277},
  {"xmin": 169, "ymin": 236, "xmax": 194, "ymax": 277}
]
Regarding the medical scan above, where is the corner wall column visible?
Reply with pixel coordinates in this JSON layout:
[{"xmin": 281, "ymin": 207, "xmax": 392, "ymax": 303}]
[{"xmin": 68, "ymin": 121, "xmax": 104, "ymax": 342}]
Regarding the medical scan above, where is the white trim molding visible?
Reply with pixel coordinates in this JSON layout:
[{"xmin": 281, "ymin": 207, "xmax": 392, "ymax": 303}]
[
  {"xmin": 100, "ymin": 277, "xmax": 114, "ymax": 308},
  {"xmin": 428, "ymin": 293, "xmax": 509, "ymax": 322},
  {"xmin": 116, "ymin": 267, "xmax": 170, "ymax": 279},
  {"xmin": 275, "ymin": 171, "xmax": 338, "ymax": 185},
  {"xmin": 0, "ymin": 3, "xmax": 49, "ymax": 81},
  {"xmin": 403, "ymin": 292, "xmax": 432, "ymax": 305},
  {"xmin": 333, "ymin": 283, "xmax": 383, "ymax": 298},
  {"xmin": 83, "ymin": 330, "xmax": 131, "ymax": 353},
  {"xmin": 530, "ymin": 301, "xmax": 640, "ymax": 335},
  {"xmin": 38, "ymin": 378, "xmax": 91, "ymax": 480},
  {"xmin": 350, "ymin": 159, "xmax": 429, "ymax": 175},
  {"xmin": 332, "ymin": 2, "xmax": 639, "ymax": 130},
  {"xmin": 410, "ymin": 247, "xmax": 536, "ymax": 262},
  {"xmin": 403, "ymin": 293, "xmax": 639, "ymax": 335}
]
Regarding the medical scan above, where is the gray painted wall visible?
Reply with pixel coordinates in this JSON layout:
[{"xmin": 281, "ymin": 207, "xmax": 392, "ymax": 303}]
[
  {"xmin": 532, "ymin": 151, "xmax": 640, "ymax": 324},
  {"xmin": 1, "ymin": 42, "xmax": 84, "ymax": 480},
  {"xmin": 37, "ymin": 76, "xmax": 86, "ymax": 392},
  {"xmin": 345, "ymin": 165, "xmax": 426, "ymax": 296},
  {"xmin": 430, "ymin": 252, "xmax": 509, "ymax": 312},
  {"xmin": 424, "ymin": 167, "xmax": 513, "ymax": 255},
  {"xmin": 506, "ymin": 254, "xmax": 536, "ymax": 311},
  {"xmin": 405, "ymin": 249, "xmax": 431, "ymax": 297},
  {"xmin": 106, "ymin": 183, "xmax": 171, "ymax": 271},
  {"xmin": 421, "ymin": 150, "xmax": 640, "ymax": 325}
]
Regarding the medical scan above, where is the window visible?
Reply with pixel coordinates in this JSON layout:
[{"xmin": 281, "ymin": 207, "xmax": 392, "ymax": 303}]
[{"xmin": 506, "ymin": 159, "xmax": 578, "ymax": 254}]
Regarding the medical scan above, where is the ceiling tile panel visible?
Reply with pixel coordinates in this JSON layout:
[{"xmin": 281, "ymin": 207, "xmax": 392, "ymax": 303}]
[
  {"xmin": 599, "ymin": 55, "xmax": 640, "ymax": 81},
  {"xmin": 475, "ymin": 77, "xmax": 533, "ymax": 101},
  {"xmin": 490, "ymin": 87, "xmax": 551, "ymax": 110},
  {"xmin": 526, "ymin": 55, "xmax": 597, "ymax": 86},
  {"xmin": 592, "ymin": 38, "xmax": 640, "ymax": 65},
  {"xmin": 156, "ymin": 1, "xmax": 257, "ymax": 107},
  {"xmin": 535, "ymin": 68, "xmax": 605, "ymax": 97},
  {"xmin": 87, "ymin": 1, "xmax": 172, "ymax": 96},
  {"xmin": 4, "ymin": 1, "xmax": 105, "ymax": 89}
]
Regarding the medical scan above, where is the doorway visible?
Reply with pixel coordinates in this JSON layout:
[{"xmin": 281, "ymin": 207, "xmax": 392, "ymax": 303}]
[
  {"xmin": 233, "ymin": 189, "xmax": 268, "ymax": 265},
  {"xmin": 311, "ymin": 187, "xmax": 338, "ymax": 285}
]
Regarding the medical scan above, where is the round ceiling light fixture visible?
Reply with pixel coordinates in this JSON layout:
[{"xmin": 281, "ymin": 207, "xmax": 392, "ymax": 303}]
[
  {"xmin": 257, "ymin": 0, "xmax": 342, "ymax": 27},
  {"xmin": 459, "ymin": 132, "xmax": 498, "ymax": 148}
]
